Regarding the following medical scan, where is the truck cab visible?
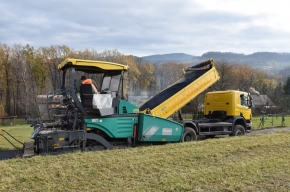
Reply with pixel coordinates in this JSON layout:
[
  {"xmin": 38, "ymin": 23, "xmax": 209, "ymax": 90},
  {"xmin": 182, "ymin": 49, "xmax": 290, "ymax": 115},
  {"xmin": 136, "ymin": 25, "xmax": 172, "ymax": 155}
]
[
  {"xmin": 204, "ymin": 90, "xmax": 252, "ymax": 122},
  {"xmin": 187, "ymin": 90, "xmax": 252, "ymax": 138}
]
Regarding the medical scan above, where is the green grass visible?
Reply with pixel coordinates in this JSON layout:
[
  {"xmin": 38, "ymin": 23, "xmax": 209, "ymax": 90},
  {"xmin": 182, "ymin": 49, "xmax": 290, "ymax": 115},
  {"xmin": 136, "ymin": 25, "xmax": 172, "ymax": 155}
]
[
  {"xmin": 0, "ymin": 124, "xmax": 33, "ymax": 150},
  {"xmin": 252, "ymin": 115, "xmax": 289, "ymax": 129},
  {"xmin": 1, "ymin": 131, "xmax": 290, "ymax": 191}
]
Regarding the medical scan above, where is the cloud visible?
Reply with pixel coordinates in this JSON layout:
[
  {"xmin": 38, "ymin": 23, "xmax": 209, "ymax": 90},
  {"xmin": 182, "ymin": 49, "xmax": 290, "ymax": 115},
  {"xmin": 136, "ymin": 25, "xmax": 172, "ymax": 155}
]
[{"xmin": 0, "ymin": 0, "xmax": 289, "ymax": 56}]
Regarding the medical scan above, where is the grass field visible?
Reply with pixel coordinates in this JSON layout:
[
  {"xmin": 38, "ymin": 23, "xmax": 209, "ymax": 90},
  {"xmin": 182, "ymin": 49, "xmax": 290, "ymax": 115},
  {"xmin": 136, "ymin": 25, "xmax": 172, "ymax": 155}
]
[
  {"xmin": 1, "ymin": 131, "xmax": 290, "ymax": 191},
  {"xmin": 251, "ymin": 115, "xmax": 289, "ymax": 130},
  {"xmin": 0, "ymin": 124, "xmax": 33, "ymax": 151}
]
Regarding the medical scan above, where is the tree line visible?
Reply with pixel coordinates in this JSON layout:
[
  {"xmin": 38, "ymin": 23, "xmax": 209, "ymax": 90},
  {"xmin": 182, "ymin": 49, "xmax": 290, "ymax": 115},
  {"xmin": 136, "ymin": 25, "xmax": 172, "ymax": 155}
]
[{"xmin": 0, "ymin": 43, "xmax": 289, "ymax": 118}]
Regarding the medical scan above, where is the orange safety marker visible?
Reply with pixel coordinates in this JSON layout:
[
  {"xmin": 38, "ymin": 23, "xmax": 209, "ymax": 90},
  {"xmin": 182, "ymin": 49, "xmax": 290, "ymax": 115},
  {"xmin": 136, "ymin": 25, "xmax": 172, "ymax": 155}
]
[{"xmin": 133, "ymin": 125, "xmax": 137, "ymax": 139}]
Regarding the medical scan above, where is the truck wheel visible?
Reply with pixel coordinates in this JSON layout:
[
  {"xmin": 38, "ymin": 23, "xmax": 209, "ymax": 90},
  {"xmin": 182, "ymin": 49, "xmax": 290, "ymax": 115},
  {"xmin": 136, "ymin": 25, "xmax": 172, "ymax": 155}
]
[
  {"xmin": 230, "ymin": 125, "xmax": 245, "ymax": 136},
  {"xmin": 183, "ymin": 127, "xmax": 197, "ymax": 142}
]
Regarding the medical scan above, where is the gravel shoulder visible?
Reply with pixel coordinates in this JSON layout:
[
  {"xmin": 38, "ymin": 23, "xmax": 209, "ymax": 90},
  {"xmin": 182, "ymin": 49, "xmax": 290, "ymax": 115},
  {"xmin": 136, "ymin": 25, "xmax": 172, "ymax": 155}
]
[{"xmin": 250, "ymin": 127, "xmax": 290, "ymax": 134}]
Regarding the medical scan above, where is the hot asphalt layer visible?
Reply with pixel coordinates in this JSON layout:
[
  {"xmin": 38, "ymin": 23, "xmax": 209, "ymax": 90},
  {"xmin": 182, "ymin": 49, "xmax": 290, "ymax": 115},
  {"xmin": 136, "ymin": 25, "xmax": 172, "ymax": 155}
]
[
  {"xmin": 0, "ymin": 150, "xmax": 22, "ymax": 160},
  {"xmin": 1, "ymin": 127, "xmax": 290, "ymax": 161}
]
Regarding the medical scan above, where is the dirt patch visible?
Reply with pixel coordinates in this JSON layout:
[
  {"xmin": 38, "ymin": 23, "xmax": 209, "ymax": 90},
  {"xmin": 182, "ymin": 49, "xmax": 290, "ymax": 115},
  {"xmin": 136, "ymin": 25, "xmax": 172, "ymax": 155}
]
[{"xmin": 250, "ymin": 127, "xmax": 290, "ymax": 135}]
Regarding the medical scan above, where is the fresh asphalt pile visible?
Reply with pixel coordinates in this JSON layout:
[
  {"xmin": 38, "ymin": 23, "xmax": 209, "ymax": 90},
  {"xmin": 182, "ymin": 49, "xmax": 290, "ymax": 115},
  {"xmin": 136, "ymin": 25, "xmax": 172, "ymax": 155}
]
[
  {"xmin": 1, "ymin": 127, "xmax": 290, "ymax": 160},
  {"xmin": 139, "ymin": 68, "xmax": 209, "ymax": 111}
]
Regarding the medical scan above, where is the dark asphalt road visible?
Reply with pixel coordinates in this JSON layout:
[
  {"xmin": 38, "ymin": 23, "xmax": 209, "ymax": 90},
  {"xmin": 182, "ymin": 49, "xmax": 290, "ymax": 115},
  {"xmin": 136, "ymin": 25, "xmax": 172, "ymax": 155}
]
[
  {"xmin": 0, "ymin": 150, "xmax": 22, "ymax": 160},
  {"xmin": 1, "ymin": 127, "xmax": 290, "ymax": 161}
]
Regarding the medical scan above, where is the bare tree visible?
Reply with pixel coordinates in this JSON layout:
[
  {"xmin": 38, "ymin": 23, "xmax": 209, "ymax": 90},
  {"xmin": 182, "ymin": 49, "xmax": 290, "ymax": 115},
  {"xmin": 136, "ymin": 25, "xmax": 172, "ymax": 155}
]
[
  {"xmin": 0, "ymin": 44, "xmax": 12, "ymax": 115},
  {"xmin": 212, "ymin": 59, "xmax": 235, "ymax": 90}
]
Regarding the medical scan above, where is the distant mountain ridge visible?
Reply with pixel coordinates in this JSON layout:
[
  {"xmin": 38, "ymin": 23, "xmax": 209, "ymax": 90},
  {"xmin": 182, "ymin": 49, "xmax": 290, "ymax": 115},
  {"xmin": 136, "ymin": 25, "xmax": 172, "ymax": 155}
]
[
  {"xmin": 141, "ymin": 51, "xmax": 290, "ymax": 75},
  {"xmin": 201, "ymin": 52, "xmax": 290, "ymax": 62},
  {"xmin": 142, "ymin": 52, "xmax": 290, "ymax": 63},
  {"xmin": 142, "ymin": 53, "xmax": 194, "ymax": 63}
]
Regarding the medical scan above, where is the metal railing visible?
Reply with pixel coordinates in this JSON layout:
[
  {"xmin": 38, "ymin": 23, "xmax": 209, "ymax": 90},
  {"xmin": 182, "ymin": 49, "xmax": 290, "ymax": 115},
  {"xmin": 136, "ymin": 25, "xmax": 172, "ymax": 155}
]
[{"xmin": 259, "ymin": 113, "xmax": 286, "ymax": 128}]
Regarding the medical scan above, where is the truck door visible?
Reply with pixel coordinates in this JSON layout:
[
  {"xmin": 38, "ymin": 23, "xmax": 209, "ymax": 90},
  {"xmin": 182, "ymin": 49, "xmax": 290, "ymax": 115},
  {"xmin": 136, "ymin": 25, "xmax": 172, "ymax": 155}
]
[{"xmin": 238, "ymin": 93, "xmax": 251, "ymax": 120}]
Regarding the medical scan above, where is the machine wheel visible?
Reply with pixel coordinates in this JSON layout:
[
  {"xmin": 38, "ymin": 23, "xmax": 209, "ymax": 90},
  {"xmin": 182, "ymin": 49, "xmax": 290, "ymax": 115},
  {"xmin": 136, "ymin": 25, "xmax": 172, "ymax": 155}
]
[
  {"xmin": 182, "ymin": 127, "xmax": 197, "ymax": 142},
  {"xmin": 230, "ymin": 125, "xmax": 245, "ymax": 136}
]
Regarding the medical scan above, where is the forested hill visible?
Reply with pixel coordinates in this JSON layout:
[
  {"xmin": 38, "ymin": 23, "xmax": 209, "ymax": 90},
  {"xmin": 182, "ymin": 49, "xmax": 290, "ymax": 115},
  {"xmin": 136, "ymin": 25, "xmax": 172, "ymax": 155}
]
[{"xmin": 142, "ymin": 51, "xmax": 290, "ymax": 75}]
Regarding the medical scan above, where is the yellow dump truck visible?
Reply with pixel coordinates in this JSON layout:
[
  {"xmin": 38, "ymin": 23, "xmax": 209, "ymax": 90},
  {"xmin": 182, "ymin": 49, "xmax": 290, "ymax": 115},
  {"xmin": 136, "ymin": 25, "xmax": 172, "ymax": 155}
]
[{"xmin": 140, "ymin": 59, "xmax": 252, "ymax": 140}]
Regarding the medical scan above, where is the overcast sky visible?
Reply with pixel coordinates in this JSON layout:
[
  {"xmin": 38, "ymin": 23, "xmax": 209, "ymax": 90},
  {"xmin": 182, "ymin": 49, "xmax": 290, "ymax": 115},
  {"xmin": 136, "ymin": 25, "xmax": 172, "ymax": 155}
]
[{"xmin": 1, "ymin": 0, "xmax": 289, "ymax": 56}]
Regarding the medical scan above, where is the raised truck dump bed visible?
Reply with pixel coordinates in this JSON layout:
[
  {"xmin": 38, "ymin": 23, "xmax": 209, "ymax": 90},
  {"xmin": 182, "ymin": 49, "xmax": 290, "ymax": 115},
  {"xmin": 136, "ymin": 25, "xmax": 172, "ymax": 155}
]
[{"xmin": 139, "ymin": 59, "xmax": 220, "ymax": 119}]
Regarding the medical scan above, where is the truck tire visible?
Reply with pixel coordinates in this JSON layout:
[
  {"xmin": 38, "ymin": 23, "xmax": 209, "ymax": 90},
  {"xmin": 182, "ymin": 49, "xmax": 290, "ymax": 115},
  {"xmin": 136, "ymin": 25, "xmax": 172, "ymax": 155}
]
[
  {"xmin": 230, "ymin": 125, "xmax": 245, "ymax": 136},
  {"xmin": 182, "ymin": 127, "xmax": 197, "ymax": 142}
]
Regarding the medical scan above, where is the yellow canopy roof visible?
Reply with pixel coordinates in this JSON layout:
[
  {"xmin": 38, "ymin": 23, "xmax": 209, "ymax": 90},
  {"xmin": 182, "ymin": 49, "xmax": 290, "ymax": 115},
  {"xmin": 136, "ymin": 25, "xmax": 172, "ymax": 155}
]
[{"xmin": 58, "ymin": 58, "xmax": 128, "ymax": 71}]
